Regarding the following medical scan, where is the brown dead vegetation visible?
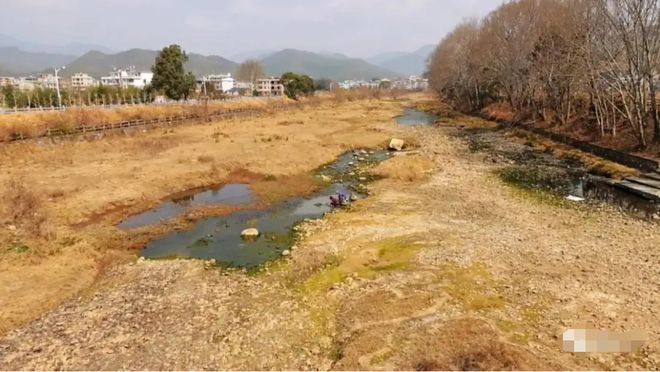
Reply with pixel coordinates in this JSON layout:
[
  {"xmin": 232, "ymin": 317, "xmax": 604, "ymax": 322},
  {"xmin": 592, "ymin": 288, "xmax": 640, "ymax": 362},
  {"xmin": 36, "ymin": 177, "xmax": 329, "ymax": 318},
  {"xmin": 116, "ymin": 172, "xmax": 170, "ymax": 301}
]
[
  {"xmin": 1, "ymin": 175, "xmax": 48, "ymax": 237},
  {"xmin": 372, "ymin": 155, "xmax": 436, "ymax": 182},
  {"xmin": 0, "ymin": 95, "xmax": 404, "ymax": 336}
]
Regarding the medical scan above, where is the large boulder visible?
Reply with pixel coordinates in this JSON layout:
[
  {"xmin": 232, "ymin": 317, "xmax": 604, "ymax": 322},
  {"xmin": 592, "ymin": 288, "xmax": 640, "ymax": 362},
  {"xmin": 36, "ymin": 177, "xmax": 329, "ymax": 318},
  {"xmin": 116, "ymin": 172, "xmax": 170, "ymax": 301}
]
[
  {"xmin": 241, "ymin": 228, "xmax": 259, "ymax": 239},
  {"xmin": 388, "ymin": 138, "xmax": 405, "ymax": 151}
]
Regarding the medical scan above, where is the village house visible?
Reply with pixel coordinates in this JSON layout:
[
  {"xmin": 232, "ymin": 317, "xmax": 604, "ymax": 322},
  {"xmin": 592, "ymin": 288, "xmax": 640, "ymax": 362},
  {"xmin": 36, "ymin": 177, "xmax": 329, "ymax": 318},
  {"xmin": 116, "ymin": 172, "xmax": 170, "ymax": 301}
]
[
  {"xmin": 101, "ymin": 68, "xmax": 153, "ymax": 88},
  {"xmin": 256, "ymin": 77, "xmax": 284, "ymax": 96},
  {"xmin": 70, "ymin": 73, "xmax": 97, "ymax": 89}
]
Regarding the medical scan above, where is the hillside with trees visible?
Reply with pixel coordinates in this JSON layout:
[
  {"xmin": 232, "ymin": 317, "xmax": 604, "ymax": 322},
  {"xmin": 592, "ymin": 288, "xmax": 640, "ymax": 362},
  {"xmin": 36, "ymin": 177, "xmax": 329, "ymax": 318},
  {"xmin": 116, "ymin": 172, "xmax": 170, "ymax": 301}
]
[
  {"xmin": 60, "ymin": 49, "xmax": 237, "ymax": 78},
  {"xmin": 261, "ymin": 49, "xmax": 397, "ymax": 80},
  {"xmin": 428, "ymin": 0, "xmax": 660, "ymax": 151}
]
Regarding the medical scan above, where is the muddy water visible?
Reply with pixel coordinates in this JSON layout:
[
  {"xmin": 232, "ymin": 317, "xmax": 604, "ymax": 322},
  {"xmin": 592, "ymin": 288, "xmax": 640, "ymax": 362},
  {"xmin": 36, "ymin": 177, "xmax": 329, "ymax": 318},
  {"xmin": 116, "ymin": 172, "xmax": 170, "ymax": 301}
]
[
  {"xmin": 395, "ymin": 108, "xmax": 437, "ymax": 125},
  {"xmin": 118, "ymin": 184, "xmax": 254, "ymax": 229},
  {"xmin": 140, "ymin": 150, "xmax": 391, "ymax": 267}
]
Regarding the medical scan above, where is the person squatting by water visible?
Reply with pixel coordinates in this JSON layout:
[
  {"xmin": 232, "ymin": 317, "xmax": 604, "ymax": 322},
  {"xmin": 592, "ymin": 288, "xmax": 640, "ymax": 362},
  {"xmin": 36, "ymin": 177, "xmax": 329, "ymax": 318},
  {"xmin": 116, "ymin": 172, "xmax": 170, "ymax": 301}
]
[{"xmin": 329, "ymin": 191, "xmax": 348, "ymax": 207}]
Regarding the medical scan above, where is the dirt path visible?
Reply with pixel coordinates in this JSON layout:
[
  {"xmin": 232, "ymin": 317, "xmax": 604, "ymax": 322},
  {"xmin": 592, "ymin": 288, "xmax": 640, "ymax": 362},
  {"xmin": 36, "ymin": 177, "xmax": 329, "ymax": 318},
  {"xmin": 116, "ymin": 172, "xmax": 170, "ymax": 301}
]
[{"xmin": 0, "ymin": 103, "xmax": 658, "ymax": 370}]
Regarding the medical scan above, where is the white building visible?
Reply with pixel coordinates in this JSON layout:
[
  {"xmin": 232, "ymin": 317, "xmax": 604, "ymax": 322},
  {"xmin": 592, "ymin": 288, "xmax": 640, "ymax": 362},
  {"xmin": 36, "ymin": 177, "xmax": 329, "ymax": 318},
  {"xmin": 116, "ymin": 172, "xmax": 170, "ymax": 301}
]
[
  {"xmin": 200, "ymin": 73, "xmax": 235, "ymax": 93},
  {"xmin": 338, "ymin": 79, "xmax": 382, "ymax": 90},
  {"xmin": 101, "ymin": 69, "xmax": 153, "ymax": 88},
  {"xmin": 70, "ymin": 73, "xmax": 97, "ymax": 89},
  {"xmin": 393, "ymin": 75, "xmax": 429, "ymax": 90}
]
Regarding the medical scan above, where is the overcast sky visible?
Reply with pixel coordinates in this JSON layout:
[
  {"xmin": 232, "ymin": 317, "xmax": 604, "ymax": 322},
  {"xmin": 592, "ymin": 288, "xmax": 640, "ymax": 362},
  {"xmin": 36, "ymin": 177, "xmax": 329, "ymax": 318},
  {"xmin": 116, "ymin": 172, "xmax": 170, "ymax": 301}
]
[{"xmin": 1, "ymin": 0, "xmax": 503, "ymax": 58}]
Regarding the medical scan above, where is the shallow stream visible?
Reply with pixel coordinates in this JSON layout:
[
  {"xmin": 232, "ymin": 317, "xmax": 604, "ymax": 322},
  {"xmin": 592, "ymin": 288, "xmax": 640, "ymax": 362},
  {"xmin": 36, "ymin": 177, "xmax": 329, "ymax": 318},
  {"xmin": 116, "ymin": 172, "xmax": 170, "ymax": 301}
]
[{"xmin": 138, "ymin": 150, "xmax": 391, "ymax": 267}]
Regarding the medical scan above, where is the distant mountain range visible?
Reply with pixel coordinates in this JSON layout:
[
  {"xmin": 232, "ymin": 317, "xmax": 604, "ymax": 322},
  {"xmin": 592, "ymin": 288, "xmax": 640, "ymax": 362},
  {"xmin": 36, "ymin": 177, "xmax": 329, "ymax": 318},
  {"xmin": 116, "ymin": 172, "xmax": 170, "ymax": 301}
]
[
  {"xmin": 0, "ymin": 41, "xmax": 435, "ymax": 80},
  {"xmin": 0, "ymin": 33, "xmax": 113, "ymax": 56},
  {"xmin": 0, "ymin": 47, "xmax": 77, "ymax": 75},
  {"xmin": 260, "ymin": 49, "xmax": 396, "ymax": 80},
  {"xmin": 229, "ymin": 49, "xmax": 276, "ymax": 63},
  {"xmin": 367, "ymin": 45, "xmax": 435, "ymax": 76},
  {"xmin": 59, "ymin": 49, "xmax": 237, "ymax": 78}
]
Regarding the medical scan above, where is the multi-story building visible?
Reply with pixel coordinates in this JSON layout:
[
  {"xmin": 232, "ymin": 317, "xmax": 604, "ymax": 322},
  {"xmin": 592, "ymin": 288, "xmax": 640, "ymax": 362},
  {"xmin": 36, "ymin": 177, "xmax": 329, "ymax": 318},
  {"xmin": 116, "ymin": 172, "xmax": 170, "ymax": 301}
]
[
  {"xmin": 200, "ymin": 73, "xmax": 235, "ymax": 93},
  {"xmin": 256, "ymin": 77, "xmax": 284, "ymax": 96},
  {"xmin": 392, "ymin": 75, "xmax": 429, "ymax": 90},
  {"xmin": 70, "ymin": 73, "xmax": 97, "ymax": 89},
  {"xmin": 338, "ymin": 79, "xmax": 383, "ymax": 90},
  {"xmin": 36, "ymin": 74, "xmax": 60, "ymax": 89},
  {"xmin": 101, "ymin": 68, "xmax": 153, "ymax": 88}
]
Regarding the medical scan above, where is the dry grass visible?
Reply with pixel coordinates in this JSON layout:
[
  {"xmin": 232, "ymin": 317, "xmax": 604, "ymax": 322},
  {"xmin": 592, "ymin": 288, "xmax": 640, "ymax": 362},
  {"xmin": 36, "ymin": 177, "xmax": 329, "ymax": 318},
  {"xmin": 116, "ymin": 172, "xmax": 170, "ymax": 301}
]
[
  {"xmin": 481, "ymin": 102, "xmax": 515, "ymax": 122},
  {"xmin": 406, "ymin": 319, "xmax": 542, "ymax": 370},
  {"xmin": 1, "ymin": 175, "xmax": 47, "ymax": 237},
  {"xmin": 0, "ymin": 98, "xmax": 291, "ymax": 142},
  {"xmin": 372, "ymin": 155, "xmax": 435, "ymax": 182},
  {"xmin": 0, "ymin": 95, "xmax": 405, "ymax": 335}
]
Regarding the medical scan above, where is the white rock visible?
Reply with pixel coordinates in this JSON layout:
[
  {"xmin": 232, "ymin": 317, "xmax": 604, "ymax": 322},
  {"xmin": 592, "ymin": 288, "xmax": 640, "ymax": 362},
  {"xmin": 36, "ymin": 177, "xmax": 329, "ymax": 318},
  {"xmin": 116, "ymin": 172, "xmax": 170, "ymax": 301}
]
[
  {"xmin": 319, "ymin": 175, "xmax": 331, "ymax": 182},
  {"xmin": 281, "ymin": 250, "xmax": 291, "ymax": 257},
  {"xmin": 389, "ymin": 138, "xmax": 405, "ymax": 151},
  {"xmin": 241, "ymin": 228, "xmax": 259, "ymax": 238},
  {"xmin": 565, "ymin": 195, "xmax": 585, "ymax": 202}
]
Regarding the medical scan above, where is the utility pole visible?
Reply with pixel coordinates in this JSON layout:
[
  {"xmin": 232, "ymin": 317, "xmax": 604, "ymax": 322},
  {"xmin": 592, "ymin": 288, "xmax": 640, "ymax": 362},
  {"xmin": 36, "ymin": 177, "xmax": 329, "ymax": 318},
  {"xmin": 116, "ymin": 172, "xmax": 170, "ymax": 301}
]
[
  {"xmin": 54, "ymin": 65, "xmax": 66, "ymax": 108},
  {"xmin": 202, "ymin": 77, "xmax": 209, "ymax": 122}
]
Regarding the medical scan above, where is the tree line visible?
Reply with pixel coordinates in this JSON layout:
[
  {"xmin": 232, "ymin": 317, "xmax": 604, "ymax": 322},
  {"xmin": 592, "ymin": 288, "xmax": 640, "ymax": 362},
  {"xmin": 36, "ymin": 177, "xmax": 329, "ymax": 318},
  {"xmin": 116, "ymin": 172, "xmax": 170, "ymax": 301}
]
[
  {"xmin": 1, "ymin": 85, "xmax": 154, "ymax": 108},
  {"xmin": 1, "ymin": 44, "xmax": 324, "ymax": 109},
  {"xmin": 427, "ymin": 0, "xmax": 660, "ymax": 148}
]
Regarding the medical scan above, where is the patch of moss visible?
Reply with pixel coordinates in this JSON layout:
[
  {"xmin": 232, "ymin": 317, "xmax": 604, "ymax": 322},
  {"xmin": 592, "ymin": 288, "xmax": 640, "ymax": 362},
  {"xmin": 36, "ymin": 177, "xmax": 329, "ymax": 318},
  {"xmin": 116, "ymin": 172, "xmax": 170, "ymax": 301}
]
[
  {"xmin": 436, "ymin": 262, "xmax": 506, "ymax": 312},
  {"xmin": 495, "ymin": 166, "xmax": 570, "ymax": 207},
  {"xmin": 370, "ymin": 348, "xmax": 396, "ymax": 366},
  {"xmin": 302, "ymin": 266, "xmax": 345, "ymax": 293},
  {"xmin": 496, "ymin": 319, "xmax": 520, "ymax": 333},
  {"xmin": 299, "ymin": 237, "xmax": 423, "ymax": 294},
  {"xmin": 10, "ymin": 243, "xmax": 29, "ymax": 253}
]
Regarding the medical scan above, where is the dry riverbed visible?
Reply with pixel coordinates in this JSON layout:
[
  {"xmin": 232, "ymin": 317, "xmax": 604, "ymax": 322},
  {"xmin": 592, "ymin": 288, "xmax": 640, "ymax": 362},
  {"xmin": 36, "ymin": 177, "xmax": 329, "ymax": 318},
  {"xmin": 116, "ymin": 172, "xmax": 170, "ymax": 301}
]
[{"xmin": 0, "ymin": 95, "xmax": 658, "ymax": 370}]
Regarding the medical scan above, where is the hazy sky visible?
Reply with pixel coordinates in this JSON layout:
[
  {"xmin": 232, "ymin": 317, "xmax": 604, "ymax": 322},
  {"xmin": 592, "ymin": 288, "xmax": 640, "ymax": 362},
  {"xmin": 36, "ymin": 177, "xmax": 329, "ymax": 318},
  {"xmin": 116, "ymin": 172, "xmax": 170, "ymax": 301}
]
[{"xmin": 1, "ymin": 0, "xmax": 503, "ymax": 57}]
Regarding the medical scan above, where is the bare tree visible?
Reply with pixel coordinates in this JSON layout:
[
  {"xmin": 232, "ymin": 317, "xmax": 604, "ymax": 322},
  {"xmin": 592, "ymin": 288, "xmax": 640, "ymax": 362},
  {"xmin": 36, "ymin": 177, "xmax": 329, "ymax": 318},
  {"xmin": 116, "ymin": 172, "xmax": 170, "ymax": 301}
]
[
  {"xmin": 235, "ymin": 60, "xmax": 266, "ymax": 93},
  {"xmin": 428, "ymin": 0, "xmax": 660, "ymax": 148}
]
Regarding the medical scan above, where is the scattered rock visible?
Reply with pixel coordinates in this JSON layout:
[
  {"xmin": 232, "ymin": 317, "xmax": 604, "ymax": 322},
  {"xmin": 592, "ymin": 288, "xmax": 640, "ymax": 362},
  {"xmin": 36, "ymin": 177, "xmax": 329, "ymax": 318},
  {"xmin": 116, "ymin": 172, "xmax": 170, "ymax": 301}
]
[
  {"xmin": 281, "ymin": 250, "xmax": 290, "ymax": 257},
  {"xmin": 319, "ymin": 175, "xmax": 331, "ymax": 182},
  {"xmin": 350, "ymin": 194, "xmax": 358, "ymax": 201},
  {"xmin": 7, "ymin": 225, "xmax": 16, "ymax": 231},
  {"xmin": 241, "ymin": 228, "xmax": 259, "ymax": 238},
  {"xmin": 348, "ymin": 162, "xmax": 354, "ymax": 166},
  {"xmin": 360, "ymin": 149, "xmax": 367, "ymax": 154},
  {"xmin": 388, "ymin": 138, "xmax": 404, "ymax": 151},
  {"xmin": 359, "ymin": 177, "xmax": 367, "ymax": 181}
]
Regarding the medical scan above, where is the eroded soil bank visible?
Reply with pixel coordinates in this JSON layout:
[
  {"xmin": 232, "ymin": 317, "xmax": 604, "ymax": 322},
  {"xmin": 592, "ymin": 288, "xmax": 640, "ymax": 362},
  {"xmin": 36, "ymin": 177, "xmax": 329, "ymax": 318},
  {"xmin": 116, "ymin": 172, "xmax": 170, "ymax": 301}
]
[{"xmin": 0, "ymin": 95, "xmax": 658, "ymax": 370}]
